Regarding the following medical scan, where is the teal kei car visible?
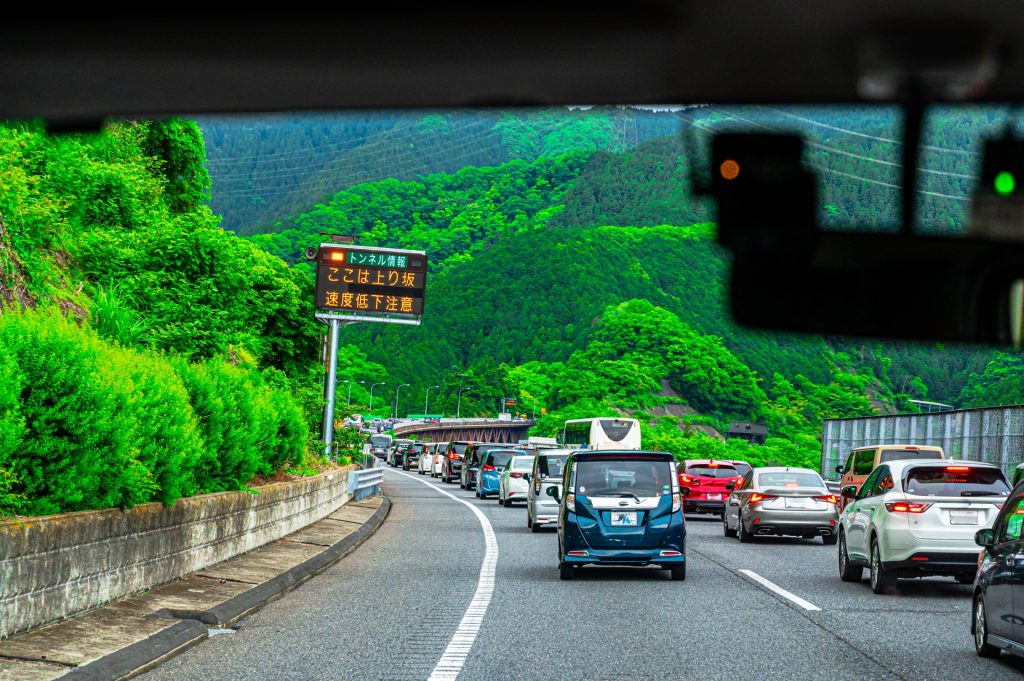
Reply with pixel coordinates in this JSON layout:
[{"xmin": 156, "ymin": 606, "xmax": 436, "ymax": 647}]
[{"xmin": 548, "ymin": 450, "xmax": 688, "ymax": 581}]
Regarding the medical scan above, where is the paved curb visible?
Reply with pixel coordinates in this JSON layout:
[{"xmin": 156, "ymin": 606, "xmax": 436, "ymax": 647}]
[{"xmin": 66, "ymin": 497, "xmax": 391, "ymax": 681}]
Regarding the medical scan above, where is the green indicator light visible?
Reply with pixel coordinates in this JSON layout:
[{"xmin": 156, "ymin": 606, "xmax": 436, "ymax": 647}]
[{"xmin": 995, "ymin": 171, "xmax": 1016, "ymax": 196}]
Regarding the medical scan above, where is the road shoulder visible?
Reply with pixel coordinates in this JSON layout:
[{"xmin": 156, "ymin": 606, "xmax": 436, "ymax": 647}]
[{"xmin": 0, "ymin": 497, "xmax": 390, "ymax": 681}]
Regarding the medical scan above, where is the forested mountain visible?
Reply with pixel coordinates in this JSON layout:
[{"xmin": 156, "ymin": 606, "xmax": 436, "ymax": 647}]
[{"xmin": 200, "ymin": 107, "xmax": 685, "ymax": 234}]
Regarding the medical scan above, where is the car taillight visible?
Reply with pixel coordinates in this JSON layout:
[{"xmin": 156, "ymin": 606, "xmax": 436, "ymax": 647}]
[
  {"xmin": 946, "ymin": 466, "xmax": 970, "ymax": 472},
  {"xmin": 679, "ymin": 475, "xmax": 694, "ymax": 485},
  {"xmin": 449, "ymin": 453, "xmax": 457, "ymax": 459},
  {"xmin": 816, "ymin": 494, "xmax": 839, "ymax": 505},
  {"xmin": 510, "ymin": 472, "xmax": 523, "ymax": 478},
  {"xmin": 483, "ymin": 464, "xmax": 495, "ymax": 472},
  {"xmin": 884, "ymin": 501, "xmax": 932, "ymax": 513},
  {"xmin": 566, "ymin": 493, "xmax": 576, "ymax": 512},
  {"xmin": 672, "ymin": 493, "xmax": 680, "ymax": 512},
  {"xmin": 749, "ymin": 493, "xmax": 776, "ymax": 504}
]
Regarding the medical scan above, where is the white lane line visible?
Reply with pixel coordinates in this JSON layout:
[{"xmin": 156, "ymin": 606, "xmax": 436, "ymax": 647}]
[
  {"xmin": 387, "ymin": 469, "xmax": 497, "ymax": 681},
  {"xmin": 738, "ymin": 569, "xmax": 821, "ymax": 611}
]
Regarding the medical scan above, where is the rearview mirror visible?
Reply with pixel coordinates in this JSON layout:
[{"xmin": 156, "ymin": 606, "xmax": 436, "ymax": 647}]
[
  {"xmin": 841, "ymin": 485, "xmax": 858, "ymax": 499},
  {"xmin": 835, "ymin": 465, "xmax": 845, "ymax": 475},
  {"xmin": 545, "ymin": 485, "xmax": 560, "ymax": 501},
  {"xmin": 975, "ymin": 527, "xmax": 995, "ymax": 549}
]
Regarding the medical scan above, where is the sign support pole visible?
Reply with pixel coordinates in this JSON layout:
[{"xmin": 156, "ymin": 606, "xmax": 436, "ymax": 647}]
[{"xmin": 322, "ymin": 317, "xmax": 343, "ymax": 458}]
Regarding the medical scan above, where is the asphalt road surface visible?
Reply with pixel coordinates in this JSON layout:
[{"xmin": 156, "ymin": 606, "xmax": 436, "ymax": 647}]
[{"xmin": 142, "ymin": 467, "xmax": 1024, "ymax": 681}]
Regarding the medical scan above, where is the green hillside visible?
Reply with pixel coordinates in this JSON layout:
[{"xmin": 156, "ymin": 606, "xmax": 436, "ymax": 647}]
[{"xmin": 201, "ymin": 107, "xmax": 684, "ymax": 234}]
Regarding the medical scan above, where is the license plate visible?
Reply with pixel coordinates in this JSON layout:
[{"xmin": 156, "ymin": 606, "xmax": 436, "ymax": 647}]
[
  {"xmin": 707, "ymin": 493, "xmax": 722, "ymax": 501},
  {"xmin": 949, "ymin": 510, "xmax": 979, "ymax": 525},
  {"xmin": 785, "ymin": 498, "xmax": 810, "ymax": 508},
  {"xmin": 611, "ymin": 511, "xmax": 638, "ymax": 526}
]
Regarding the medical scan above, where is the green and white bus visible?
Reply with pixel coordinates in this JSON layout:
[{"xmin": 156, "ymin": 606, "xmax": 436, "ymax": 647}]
[{"xmin": 561, "ymin": 417, "xmax": 641, "ymax": 451}]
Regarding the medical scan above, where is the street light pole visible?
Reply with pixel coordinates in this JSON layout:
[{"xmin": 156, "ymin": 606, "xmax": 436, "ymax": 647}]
[
  {"xmin": 347, "ymin": 380, "xmax": 366, "ymax": 407},
  {"xmin": 369, "ymin": 382, "xmax": 385, "ymax": 418},
  {"xmin": 424, "ymin": 385, "xmax": 440, "ymax": 419},
  {"xmin": 394, "ymin": 383, "xmax": 410, "ymax": 420},
  {"xmin": 457, "ymin": 387, "xmax": 471, "ymax": 419}
]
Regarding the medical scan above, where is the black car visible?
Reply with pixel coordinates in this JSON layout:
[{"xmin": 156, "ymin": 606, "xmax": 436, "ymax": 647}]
[
  {"xmin": 390, "ymin": 439, "xmax": 413, "ymax": 468},
  {"xmin": 972, "ymin": 480, "xmax": 1024, "ymax": 659},
  {"xmin": 440, "ymin": 441, "xmax": 473, "ymax": 483},
  {"xmin": 461, "ymin": 442, "xmax": 518, "ymax": 490},
  {"xmin": 403, "ymin": 442, "xmax": 426, "ymax": 471}
]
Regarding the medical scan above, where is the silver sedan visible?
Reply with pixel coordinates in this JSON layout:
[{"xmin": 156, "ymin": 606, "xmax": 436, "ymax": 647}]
[{"xmin": 723, "ymin": 467, "xmax": 839, "ymax": 544}]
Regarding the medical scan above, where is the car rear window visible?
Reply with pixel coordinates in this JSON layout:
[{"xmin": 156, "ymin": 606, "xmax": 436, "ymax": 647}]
[
  {"xmin": 732, "ymin": 463, "xmax": 752, "ymax": 476},
  {"xmin": 451, "ymin": 443, "xmax": 470, "ymax": 456},
  {"xmin": 370, "ymin": 435, "xmax": 391, "ymax": 446},
  {"xmin": 757, "ymin": 471, "xmax": 825, "ymax": 489},
  {"xmin": 511, "ymin": 457, "xmax": 534, "ymax": 471},
  {"xmin": 904, "ymin": 466, "xmax": 1010, "ymax": 497},
  {"xmin": 573, "ymin": 460, "xmax": 674, "ymax": 497},
  {"xmin": 880, "ymin": 449, "xmax": 943, "ymax": 463},
  {"xmin": 686, "ymin": 464, "xmax": 738, "ymax": 478},
  {"xmin": 486, "ymin": 451, "xmax": 515, "ymax": 468},
  {"xmin": 539, "ymin": 455, "xmax": 568, "ymax": 478}
]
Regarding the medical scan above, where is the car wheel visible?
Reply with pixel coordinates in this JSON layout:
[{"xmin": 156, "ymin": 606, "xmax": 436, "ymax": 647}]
[
  {"xmin": 974, "ymin": 594, "xmax": 1001, "ymax": 658},
  {"xmin": 670, "ymin": 563, "xmax": 686, "ymax": 581},
  {"xmin": 822, "ymin": 532, "xmax": 838, "ymax": 546},
  {"xmin": 869, "ymin": 539, "xmax": 896, "ymax": 595},
  {"xmin": 838, "ymin": 533, "xmax": 863, "ymax": 583},
  {"xmin": 527, "ymin": 513, "xmax": 533, "ymax": 529},
  {"xmin": 738, "ymin": 517, "xmax": 753, "ymax": 543},
  {"xmin": 559, "ymin": 562, "xmax": 575, "ymax": 581},
  {"xmin": 503, "ymin": 497, "xmax": 512, "ymax": 508},
  {"xmin": 723, "ymin": 514, "xmax": 737, "ymax": 538},
  {"xmin": 479, "ymin": 491, "xmax": 487, "ymax": 499},
  {"xmin": 531, "ymin": 521, "xmax": 543, "ymax": 533}
]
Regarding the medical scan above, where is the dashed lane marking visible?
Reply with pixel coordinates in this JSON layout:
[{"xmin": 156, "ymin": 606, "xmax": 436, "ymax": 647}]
[
  {"xmin": 738, "ymin": 569, "xmax": 822, "ymax": 611},
  {"xmin": 387, "ymin": 468, "xmax": 498, "ymax": 681}
]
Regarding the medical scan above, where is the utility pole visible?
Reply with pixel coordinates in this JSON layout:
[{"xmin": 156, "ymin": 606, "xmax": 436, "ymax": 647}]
[{"xmin": 457, "ymin": 387, "xmax": 471, "ymax": 419}]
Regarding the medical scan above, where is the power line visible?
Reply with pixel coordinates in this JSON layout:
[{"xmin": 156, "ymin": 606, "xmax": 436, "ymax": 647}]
[
  {"xmin": 687, "ymin": 114, "xmax": 969, "ymax": 202},
  {"xmin": 709, "ymin": 108, "xmax": 974, "ymax": 181},
  {"xmin": 759, "ymin": 106, "xmax": 980, "ymax": 157},
  {"xmin": 212, "ymin": 130, "xmax": 511, "ymax": 201}
]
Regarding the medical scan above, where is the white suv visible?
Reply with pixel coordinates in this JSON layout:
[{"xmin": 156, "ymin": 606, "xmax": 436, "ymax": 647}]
[{"xmin": 837, "ymin": 459, "xmax": 1010, "ymax": 594}]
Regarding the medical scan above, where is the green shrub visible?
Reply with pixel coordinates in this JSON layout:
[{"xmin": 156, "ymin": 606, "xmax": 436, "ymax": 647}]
[{"xmin": 0, "ymin": 310, "xmax": 310, "ymax": 515}]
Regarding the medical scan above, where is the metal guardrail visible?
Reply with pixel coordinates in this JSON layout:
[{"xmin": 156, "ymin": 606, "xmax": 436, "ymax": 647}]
[{"xmin": 348, "ymin": 467, "xmax": 384, "ymax": 501}]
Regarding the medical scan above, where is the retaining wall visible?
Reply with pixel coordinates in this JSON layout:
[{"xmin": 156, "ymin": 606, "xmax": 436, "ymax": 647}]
[{"xmin": 0, "ymin": 467, "xmax": 355, "ymax": 639}]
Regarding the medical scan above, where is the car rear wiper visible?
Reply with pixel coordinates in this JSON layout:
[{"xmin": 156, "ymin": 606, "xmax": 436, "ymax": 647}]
[
  {"xmin": 960, "ymin": 490, "xmax": 1004, "ymax": 497},
  {"xmin": 599, "ymin": 491, "xmax": 643, "ymax": 503}
]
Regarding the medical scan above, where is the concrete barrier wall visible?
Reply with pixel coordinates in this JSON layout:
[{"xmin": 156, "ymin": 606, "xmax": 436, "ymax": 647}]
[{"xmin": 0, "ymin": 467, "xmax": 355, "ymax": 640}]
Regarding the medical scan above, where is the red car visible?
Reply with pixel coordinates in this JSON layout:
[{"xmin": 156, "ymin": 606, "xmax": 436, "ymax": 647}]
[{"xmin": 678, "ymin": 459, "xmax": 751, "ymax": 516}]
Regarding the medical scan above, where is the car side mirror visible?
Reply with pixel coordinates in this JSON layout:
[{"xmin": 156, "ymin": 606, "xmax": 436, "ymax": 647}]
[
  {"xmin": 841, "ymin": 485, "xmax": 858, "ymax": 499},
  {"xmin": 523, "ymin": 473, "xmax": 531, "ymax": 481},
  {"xmin": 679, "ymin": 487, "xmax": 691, "ymax": 497},
  {"xmin": 975, "ymin": 528, "xmax": 996, "ymax": 549},
  {"xmin": 725, "ymin": 482, "xmax": 735, "ymax": 491},
  {"xmin": 835, "ymin": 465, "xmax": 845, "ymax": 475},
  {"xmin": 546, "ymin": 485, "xmax": 560, "ymax": 501}
]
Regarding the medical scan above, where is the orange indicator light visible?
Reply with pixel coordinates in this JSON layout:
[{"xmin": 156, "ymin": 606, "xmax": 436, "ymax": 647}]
[
  {"xmin": 329, "ymin": 251, "xmax": 346, "ymax": 262},
  {"xmin": 720, "ymin": 159, "xmax": 741, "ymax": 180}
]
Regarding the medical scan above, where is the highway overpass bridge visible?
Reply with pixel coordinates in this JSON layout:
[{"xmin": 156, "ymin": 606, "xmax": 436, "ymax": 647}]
[{"xmin": 392, "ymin": 418, "xmax": 536, "ymax": 443}]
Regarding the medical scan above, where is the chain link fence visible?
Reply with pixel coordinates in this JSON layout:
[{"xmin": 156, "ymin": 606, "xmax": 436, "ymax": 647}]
[{"xmin": 821, "ymin": 405, "xmax": 1024, "ymax": 480}]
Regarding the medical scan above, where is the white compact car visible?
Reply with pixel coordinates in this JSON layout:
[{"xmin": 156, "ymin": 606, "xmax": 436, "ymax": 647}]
[
  {"xmin": 430, "ymin": 442, "xmax": 449, "ymax": 478},
  {"xmin": 498, "ymin": 455, "xmax": 535, "ymax": 506},
  {"xmin": 837, "ymin": 459, "xmax": 1010, "ymax": 593}
]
